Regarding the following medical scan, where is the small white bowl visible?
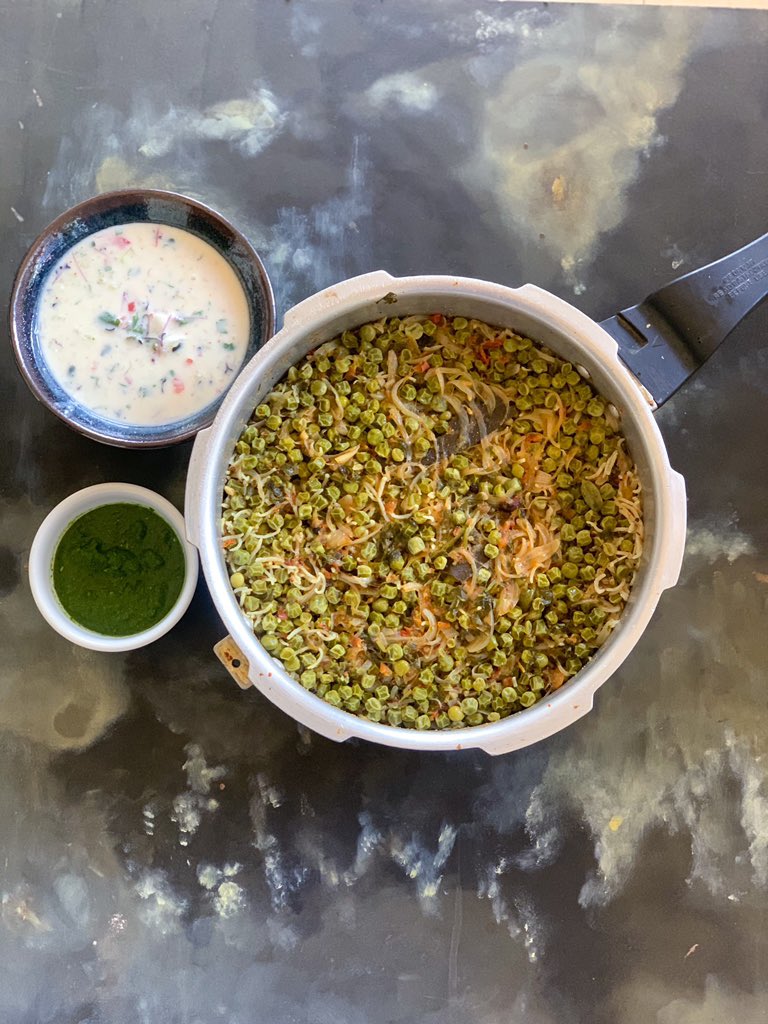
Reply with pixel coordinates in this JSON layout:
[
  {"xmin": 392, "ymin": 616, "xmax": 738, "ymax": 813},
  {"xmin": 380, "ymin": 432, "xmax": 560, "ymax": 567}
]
[{"xmin": 29, "ymin": 482, "xmax": 199, "ymax": 652}]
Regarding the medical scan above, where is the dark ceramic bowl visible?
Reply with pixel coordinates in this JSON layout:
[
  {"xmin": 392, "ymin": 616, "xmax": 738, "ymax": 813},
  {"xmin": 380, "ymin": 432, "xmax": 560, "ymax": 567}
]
[{"xmin": 9, "ymin": 189, "xmax": 275, "ymax": 448}]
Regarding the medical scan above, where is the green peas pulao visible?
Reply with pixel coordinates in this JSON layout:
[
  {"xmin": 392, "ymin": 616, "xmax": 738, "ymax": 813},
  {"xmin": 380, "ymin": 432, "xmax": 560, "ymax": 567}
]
[{"xmin": 221, "ymin": 313, "xmax": 643, "ymax": 730}]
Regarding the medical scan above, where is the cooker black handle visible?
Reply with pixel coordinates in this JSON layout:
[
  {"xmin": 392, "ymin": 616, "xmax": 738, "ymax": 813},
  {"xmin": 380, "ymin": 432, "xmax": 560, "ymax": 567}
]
[{"xmin": 599, "ymin": 231, "xmax": 768, "ymax": 407}]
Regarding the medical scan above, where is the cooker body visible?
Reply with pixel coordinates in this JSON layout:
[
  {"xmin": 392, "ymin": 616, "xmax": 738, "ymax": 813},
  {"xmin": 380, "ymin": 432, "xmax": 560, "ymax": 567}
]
[{"xmin": 185, "ymin": 271, "xmax": 687, "ymax": 754}]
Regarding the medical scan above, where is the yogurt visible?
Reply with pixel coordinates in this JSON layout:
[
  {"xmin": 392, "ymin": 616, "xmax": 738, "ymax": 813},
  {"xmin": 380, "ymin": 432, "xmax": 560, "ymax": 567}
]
[{"xmin": 36, "ymin": 222, "xmax": 250, "ymax": 426}]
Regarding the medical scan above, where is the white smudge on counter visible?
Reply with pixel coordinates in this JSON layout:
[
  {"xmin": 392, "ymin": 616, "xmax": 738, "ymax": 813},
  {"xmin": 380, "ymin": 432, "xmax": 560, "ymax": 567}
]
[
  {"xmin": 183, "ymin": 743, "xmax": 227, "ymax": 795},
  {"xmin": 197, "ymin": 863, "xmax": 246, "ymax": 917},
  {"xmin": 142, "ymin": 804, "xmax": 156, "ymax": 836},
  {"xmin": 213, "ymin": 879, "xmax": 246, "ymax": 918},
  {"xmin": 657, "ymin": 978, "xmax": 768, "ymax": 1024},
  {"xmin": 476, "ymin": 862, "xmax": 521, "ymax": 940},
  {"xmin": 614, "ymin": 974, "xmax": 768, "ymax": 1024},
  {"xmin": 473, "ymin": 10, "xmax": 542, "ymax": 43},
  {"xmin": 256, "ymin": 772, "xmax": 285, "ymax": 809},
  {"xmin": 462, "ymin": 8, "xmax": 696, "ymax": 289},
  {"xmin": 52, "ymin": 874, "xmax": 91, "ymax": 930},
  {"xmin": 522, "ymin": 565, "xmax": 768, "ymax": 906},
  {"xmin": 134, "ymin": 870, "xmax": 187, "ymax": 934},
  {"xmin": 42, "ymin": 80, "xmax": 286, "ymax": 215},
  {"xmin": 169, "ymin": 744, "xmax": 226, "ymax": 845},
  {"xmin": 365, "ymin": 72, "xmax": 438, "ymax": 114},
  {"xmin": 250, "ymin": 774, "xmax": 308, "ymax": 910},
  {"xmin": 345, "ymin": 812, "xmax": 384, "ymax": 884},
  {"xmin": 255, "ymin": 137, "xmax": 372, "ymax": 312},
  {"xmin": 684, "ymin": 523, "xmax": 756, "ymax": 567},
  {"xmin": 138, "ymin": 90, "xmax": 285, "ymax": 159},
  {"xmin": 389, "ymin": 824, "xmax": 458, "ymax": 911}
]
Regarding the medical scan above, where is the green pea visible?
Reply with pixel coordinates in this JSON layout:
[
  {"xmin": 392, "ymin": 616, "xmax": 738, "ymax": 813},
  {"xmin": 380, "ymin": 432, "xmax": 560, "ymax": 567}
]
[
  {"xmin": 309, "ymin": 594, "xmax": 329, "ymax": 615},
  {"xmin": 581, "ymin": 479, "xmax": 604, "ymax": 512}
]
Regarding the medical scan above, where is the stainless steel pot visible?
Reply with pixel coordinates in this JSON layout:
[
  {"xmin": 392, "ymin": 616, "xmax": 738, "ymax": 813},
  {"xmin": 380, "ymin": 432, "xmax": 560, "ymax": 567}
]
[{"xmin": 185, "ymin": 233, "xmax": 768, "ymax": 754}]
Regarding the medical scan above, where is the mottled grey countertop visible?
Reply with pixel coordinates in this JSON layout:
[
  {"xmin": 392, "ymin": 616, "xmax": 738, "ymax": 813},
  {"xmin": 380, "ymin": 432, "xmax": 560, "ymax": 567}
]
[{"xmin": 2, "ymin": 2, "xmax": 768, "ymax": 1022}]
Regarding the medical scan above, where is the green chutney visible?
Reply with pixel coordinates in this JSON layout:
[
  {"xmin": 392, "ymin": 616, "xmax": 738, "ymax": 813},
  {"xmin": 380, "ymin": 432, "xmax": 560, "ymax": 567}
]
[{"xmin": 52, "ymin": 503, "xmax": 186, "ymax": 636}]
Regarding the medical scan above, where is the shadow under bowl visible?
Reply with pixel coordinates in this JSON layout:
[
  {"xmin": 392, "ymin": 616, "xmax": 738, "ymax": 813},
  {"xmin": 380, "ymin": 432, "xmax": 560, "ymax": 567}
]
[{"xmin": 9, "ymin": 188, "xmax": 275, "ymax": 448}]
